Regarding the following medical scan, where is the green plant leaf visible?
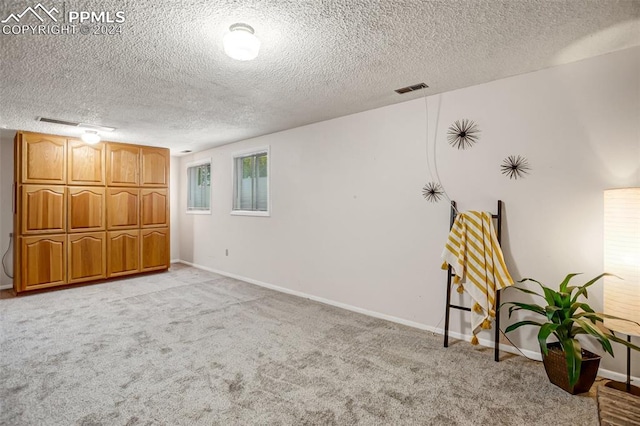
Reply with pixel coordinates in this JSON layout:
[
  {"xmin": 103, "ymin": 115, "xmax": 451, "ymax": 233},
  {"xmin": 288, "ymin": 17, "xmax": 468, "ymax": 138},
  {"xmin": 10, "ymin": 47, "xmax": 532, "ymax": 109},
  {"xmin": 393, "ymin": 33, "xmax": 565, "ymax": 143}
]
[
  {"xmin": 561, "ymin": 338, "xmax": 583, "ymax": 388},
  {"xmin": 571, "ymin": 273, "xmax": 612, "ymax": 303},
  {"xmin": 592, "ymin": 312, "xmax": 640, "ymax": 328},
  {"xmin": 559, "ymin": 273, "xmax": 581, "ymax": 292},
  {"xmin": 505, "ymin": 302, "xmax": 545, "ymax": 317},
  {"xmin": 502, "ymin": 285, "xmax": 542, "ymax": 298},
  {"xmin": 519, "ymin": 278, "xmax": 558, "ymax": 305},
  {"xmin": 605, "ymin": 333, "xmax": 640, "ymax": 353},
  {"xmin": 519, "ymin": 277, "xmax": 544, "ymax": 286},
  {"xmin": 544, "ymin": 305, "xmax": 562, "ymax": 322},
  {"xmin": 559, "ymin": 318, "xmax": 575, "ymax": 339},
  {"xmin": 537, "ymin": 323, "xmax": 559, "ymax": 352},
  {"xmin": 570, "ymin": 302, "xmax": 594, "ymax": 317},
  {"xmin": 574, "ymin": 312, "xmax": 604, "ymax": 324},
  {"xmin": 505, "ymin": 320, "xmax": 543, "ymax": 333},
  {"xmin": 541, "ymin": 286, "xmax": 559, "ymax": 307},
  {"xmin": 573, "ymin": 318, "xmax": 613, "ymax": 355}
]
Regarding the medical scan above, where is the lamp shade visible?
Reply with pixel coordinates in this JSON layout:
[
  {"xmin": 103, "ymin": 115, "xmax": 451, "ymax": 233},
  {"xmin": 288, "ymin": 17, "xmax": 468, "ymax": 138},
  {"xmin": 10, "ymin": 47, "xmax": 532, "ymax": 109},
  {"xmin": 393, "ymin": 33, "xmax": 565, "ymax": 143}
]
[
  {"xmin": 223, "ymin": 23, "xmax": 260, "ymax": 61},
  {"xmin": 604, "ymin": 188, "xmax": 640, "ymax": 336}
]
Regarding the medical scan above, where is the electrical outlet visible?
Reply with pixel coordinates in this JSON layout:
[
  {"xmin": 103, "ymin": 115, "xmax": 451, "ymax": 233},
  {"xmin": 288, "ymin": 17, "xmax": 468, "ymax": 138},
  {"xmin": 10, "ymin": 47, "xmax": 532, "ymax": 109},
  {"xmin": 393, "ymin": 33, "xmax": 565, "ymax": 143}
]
[{"xmin": 225, "ymin": 249, "xmax": 228, "ymax": 256}]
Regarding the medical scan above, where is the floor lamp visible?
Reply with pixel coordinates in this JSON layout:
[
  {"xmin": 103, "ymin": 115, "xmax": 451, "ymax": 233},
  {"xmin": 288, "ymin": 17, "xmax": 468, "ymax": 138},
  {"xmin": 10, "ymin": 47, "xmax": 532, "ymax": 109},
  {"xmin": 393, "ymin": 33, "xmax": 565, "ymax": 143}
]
[{"xmin": 603, "ymin": 188, "xmax": 640, "ymax": 394}]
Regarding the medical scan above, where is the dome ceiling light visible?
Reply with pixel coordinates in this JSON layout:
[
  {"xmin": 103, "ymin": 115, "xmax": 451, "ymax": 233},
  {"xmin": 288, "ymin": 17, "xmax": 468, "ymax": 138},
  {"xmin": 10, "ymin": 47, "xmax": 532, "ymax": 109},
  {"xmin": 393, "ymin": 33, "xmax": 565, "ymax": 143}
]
[
  {"xmin": 223, "ymin": 23, "xmax": 260, "ymax": 61},
  {"xmin": 81, "ymin": 130, "xmax": 101, "ymax": 144}
]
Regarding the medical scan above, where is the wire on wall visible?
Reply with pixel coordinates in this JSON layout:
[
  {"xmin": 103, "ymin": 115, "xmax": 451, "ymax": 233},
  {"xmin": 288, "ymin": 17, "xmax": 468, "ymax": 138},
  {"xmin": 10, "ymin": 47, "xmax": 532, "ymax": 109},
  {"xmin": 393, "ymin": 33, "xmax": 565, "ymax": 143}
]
[
  {"xmin": 2, "ymin": 233, "xmax": 13, "ymax": 279},
  {"xmin": 422, "ymin": 90, "xmax": 457, "ymax": 212},
  {"xmin": 423, "ymin": 89, "xmax": 435, "ymax": 184}
]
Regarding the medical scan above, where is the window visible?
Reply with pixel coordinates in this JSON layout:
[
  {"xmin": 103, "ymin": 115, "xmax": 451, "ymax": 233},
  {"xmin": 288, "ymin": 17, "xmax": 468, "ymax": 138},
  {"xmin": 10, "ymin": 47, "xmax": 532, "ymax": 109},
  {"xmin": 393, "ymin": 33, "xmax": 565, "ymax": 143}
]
[
  {"xmin": 186, "ymin": 159, "xmax": 211, "ymax": 214},
  {"xmin": 232, "ymin": 148, "xmax": 269, "ymax": 216}
]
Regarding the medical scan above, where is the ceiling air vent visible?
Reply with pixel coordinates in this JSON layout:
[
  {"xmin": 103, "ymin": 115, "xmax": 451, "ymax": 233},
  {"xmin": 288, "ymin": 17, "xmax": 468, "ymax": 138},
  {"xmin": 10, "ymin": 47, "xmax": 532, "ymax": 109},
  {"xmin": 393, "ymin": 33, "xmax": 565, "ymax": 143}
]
[
  {"xmin": 395, "ymin": 83, "xmax": 428, "ymax": 94},
  {"xmin": 37, "ymin": 117, "xmax": 77, "ymax": 126},
  {"xmin": 36, "ymin": 117, "xmax": 116, "ymax": 132}
]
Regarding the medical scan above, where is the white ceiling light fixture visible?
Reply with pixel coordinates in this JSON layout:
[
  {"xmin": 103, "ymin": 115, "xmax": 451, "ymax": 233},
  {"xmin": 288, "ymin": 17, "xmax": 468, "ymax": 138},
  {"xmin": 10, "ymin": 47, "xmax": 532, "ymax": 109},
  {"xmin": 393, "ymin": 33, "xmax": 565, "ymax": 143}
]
[
  {"xmin": 81, "ymin": 130, "xmax": 101, "ymax": 144},
  {"xmin": 223, "ymin": 23, "xmax": 261, "ymax": 61}
]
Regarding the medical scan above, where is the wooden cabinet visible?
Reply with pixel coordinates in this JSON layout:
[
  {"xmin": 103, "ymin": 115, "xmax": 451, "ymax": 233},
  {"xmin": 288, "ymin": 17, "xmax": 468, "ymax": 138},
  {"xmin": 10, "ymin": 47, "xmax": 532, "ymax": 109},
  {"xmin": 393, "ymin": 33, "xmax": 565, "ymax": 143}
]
[
  {"xmin": 107, "ymin": 230, "xmax": 140, "ymax": 277},
  {"xmin": 14, "ymin": 131, "xmax": 170, "ymax": 293},
  {"xmin": 68, "ymin": 187, "xmax": 105, "ymax": 232},
  {"xmin": 20, "ymin": 132, "xmax": 66, "ymax": 184},
  {"xmin": 21, "ymin": 185, "xmax": 66, "ymax": 234},
  {"xmin": 141, "ymin": 228, "xmax": 169, "ymax": 272},
  {"xmin": 68, "ymin": 140, "xmax": 105, "ymax": 185},
  {"xmin": 20, "ymin": 235, "xmax": 66, "ymax": 291},
  {"xmin": 141, "ymin": 147, "xmax": 169, "ymax": 186},
  {"xmin": 107, "ymin": 188, "xmax": 139, "ymax": 229},
  {"xmin": 68, "ymin": 232, "xmax": 106, "ymax": 283},
  {"xmin": 107, "ymin": 143, "xmax": 139, "ymax": 186},
  {"xmin": 141, "ymin": 188, "xmax": 168, "ymax": 228}
]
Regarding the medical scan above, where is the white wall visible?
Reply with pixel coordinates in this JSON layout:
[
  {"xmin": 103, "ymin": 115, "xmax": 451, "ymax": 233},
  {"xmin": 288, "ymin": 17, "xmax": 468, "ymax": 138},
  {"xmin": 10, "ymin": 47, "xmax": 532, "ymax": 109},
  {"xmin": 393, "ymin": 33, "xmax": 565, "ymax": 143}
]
[
  {"xmin": 178, "ymin": 47, "xmax": 638, "ymax": 378},
  {"xmin": 0, "ymin": 130, "xmax": 16, "ymax": 288}
]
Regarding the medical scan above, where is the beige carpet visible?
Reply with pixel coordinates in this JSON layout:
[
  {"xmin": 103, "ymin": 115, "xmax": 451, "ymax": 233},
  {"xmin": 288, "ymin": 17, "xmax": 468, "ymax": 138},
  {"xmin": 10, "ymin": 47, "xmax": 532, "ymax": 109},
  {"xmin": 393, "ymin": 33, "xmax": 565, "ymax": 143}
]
[{"xmin": 0, "ymin": 264, "xmax": 597, "ymax": 425}]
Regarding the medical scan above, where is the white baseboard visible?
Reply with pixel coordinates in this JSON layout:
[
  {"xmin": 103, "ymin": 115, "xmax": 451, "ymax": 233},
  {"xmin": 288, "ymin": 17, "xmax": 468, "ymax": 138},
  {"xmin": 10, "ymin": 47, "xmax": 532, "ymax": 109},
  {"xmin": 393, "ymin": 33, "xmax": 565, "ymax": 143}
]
[
  {"xmin": 176, "ymin": 259, "xmax": 638, "ymax": 385},
  {"xmin": 0, "ymin": 283, "xmax": 12, "ymax": 290}
]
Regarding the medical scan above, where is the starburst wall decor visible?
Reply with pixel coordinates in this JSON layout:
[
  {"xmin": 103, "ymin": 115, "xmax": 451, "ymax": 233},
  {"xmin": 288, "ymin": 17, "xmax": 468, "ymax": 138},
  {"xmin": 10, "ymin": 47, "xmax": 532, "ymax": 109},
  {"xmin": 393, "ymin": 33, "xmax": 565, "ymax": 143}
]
[
  {"xmin": 447, "ymin": 119, "xmax": 480, "ymax": 150},
  {"xmin": 501, "ymin": 155, "xmax": 531, "ymax": 180},
  {"xmin": 422, "ymin": 182, "xmax": 444, "ymax": 203}
]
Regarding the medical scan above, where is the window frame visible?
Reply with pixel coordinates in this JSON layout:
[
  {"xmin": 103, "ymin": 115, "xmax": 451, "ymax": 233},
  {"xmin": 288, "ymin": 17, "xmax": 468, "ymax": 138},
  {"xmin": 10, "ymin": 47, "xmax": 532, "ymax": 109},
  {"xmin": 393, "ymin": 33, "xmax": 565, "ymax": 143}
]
[
  {"xmin": 185, "ymin": 158, "xmax": 212, "ymax": 215},
  {"xmin": 231, "ymin": 146, "xmax": 270, "ymax": 217}
]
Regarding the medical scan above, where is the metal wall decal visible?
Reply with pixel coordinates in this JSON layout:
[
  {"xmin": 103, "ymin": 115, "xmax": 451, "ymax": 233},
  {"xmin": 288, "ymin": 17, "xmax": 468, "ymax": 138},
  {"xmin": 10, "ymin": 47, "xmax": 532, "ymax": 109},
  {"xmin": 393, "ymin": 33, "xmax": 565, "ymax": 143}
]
[
  {"xmin": 447, "ymin": 119, "xmax": 480, "ymax": 150},
  {"xmin": 501, "ymin": 155, "xmax": 531, "ymax": 180},
  {"xmin": 422, "ymin": 182, "xmax": 444, "ymax": 202}
]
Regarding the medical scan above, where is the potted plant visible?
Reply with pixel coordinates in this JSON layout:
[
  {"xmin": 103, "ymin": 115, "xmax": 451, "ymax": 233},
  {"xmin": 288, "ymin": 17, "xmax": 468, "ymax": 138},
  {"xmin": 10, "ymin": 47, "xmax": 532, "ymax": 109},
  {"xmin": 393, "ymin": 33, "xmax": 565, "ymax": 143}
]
[{"xmin": 503, "ymin": 273, "xmax": 640, "ymax": 394}]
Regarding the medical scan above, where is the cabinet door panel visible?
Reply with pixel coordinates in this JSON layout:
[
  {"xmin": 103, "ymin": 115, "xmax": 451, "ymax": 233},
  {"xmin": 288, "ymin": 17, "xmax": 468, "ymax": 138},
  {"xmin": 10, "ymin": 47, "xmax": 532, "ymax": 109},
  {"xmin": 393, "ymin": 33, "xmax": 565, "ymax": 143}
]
[
  {"xmin": 107, "ymin": 144, "xmax": 139, "ymax": 186},
  {"xmin": 20, "ymin": 235, "xmax": 66, "ymax": 290},
  {"xmin": 22, "ymin": 185, "xmax": 66, "ymax": 234},
  {"xmin": 68, "ymin": 232, "xmax": 106, "ymax": 283},
  {"xmin": 68, "ymin": 140, "xmax": 105, "ymax": 185},
  {"xmin": 20, "ymin": 132, "xmax": 66, "ymax": 184},
  {"xmin": 107, "ymin": 230, "xmax": 140, "ymax": 277},
  {"xmin": 68, "ymin": 187, "xmax": 105, "ymax": 232},
  {"xmin": 107, "ymin": 188, "xmax": 139, "ymax": 229},
  {"xmin": 140, "ymin": 228, "xmax": 169, "ymax": 272},
  {"xmin": 141, "ymin": 188, "xmax": 168, "ymax": 228},
  {"xmin": 141, "ymin": 148, "xmax": 169, "ymax": 187}
]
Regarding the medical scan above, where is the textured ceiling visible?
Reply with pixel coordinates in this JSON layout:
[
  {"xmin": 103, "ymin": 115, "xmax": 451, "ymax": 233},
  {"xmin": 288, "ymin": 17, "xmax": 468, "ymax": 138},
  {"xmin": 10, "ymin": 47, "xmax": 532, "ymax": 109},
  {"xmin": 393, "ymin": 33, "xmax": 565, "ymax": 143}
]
[{"xmin": 1, "ymin": 0, "xmax": 639, "ymax": 155}]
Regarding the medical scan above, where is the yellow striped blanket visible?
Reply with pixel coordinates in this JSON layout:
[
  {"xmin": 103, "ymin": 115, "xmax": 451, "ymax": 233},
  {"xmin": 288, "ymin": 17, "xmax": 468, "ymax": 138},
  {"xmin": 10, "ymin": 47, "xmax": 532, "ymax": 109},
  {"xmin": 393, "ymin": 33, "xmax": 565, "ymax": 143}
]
[{"xmin": 441, "ymin": 211, "xmax": 513, "ymax": 345}]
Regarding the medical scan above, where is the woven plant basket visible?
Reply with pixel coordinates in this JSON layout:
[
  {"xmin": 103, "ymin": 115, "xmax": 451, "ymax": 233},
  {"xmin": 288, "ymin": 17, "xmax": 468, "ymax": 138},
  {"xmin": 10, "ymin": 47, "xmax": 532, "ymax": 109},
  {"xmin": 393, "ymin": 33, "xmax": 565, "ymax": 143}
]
[
  {"xmin": 597, "ymin": 382, "xmax": 640, "ymax": 426},
  {"xmin": 541, "ymin": 342, "xmax": 601, "ymax": 394}
]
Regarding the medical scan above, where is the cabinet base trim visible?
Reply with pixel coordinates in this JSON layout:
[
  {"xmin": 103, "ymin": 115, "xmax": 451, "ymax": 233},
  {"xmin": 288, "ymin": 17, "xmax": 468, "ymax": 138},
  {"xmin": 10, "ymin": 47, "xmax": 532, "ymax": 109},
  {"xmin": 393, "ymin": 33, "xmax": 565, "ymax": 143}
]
[{"xmin": 14, "ymin": 268, "xmax": 169, "ymax": 294}]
